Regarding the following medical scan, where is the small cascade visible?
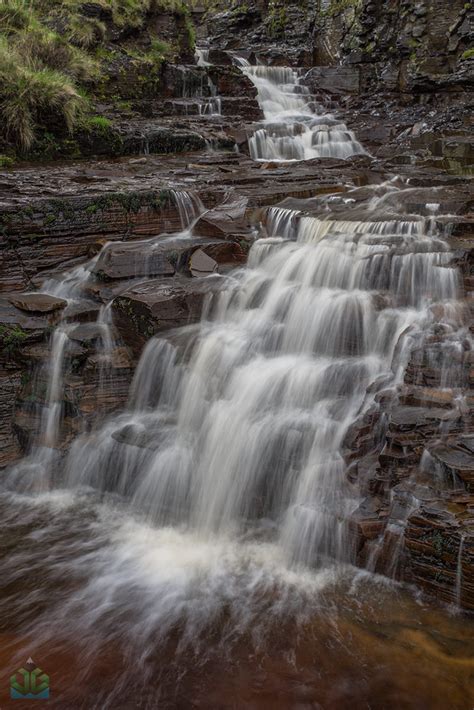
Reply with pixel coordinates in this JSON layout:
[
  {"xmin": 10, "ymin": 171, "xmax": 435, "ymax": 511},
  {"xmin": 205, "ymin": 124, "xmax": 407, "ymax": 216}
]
[
  {"xmin": 96, "ymin": 302, "xmax": 116, "ymax": 396},
  {"xmin": 42, "ymin": 254, "xmax": 101, "ymax": 301},
  {"xmin": 171, "ymin": 189, "xmax": 205, "ymax": 230},
  {"xmin": 199, "ymin": 80, "xmax": 222, "ymax": 117},
  {"xmin": 232, "ymin": 59, "xmax": 366, "ymax": 162},
  {"xmin": 41, "ymin": 328, "xmax": 70, "ymax": 449},
  {"xmin": 455, "ymin": 533, "xmax": 465, "ymax": 608},
  {"xmin": 177, "ymin": 63, "xmax": 221, "ymax": 117},
  {"xmin": 195, "ymin": 47, "xmax": 211, "ymax": 66},
  {"xmin": 6, "ymin": 327, "xmax": 71, "ymax": 490},
  {"xmin": 366, "ymin": 491, "xmax": 418, "ymax": 578}
]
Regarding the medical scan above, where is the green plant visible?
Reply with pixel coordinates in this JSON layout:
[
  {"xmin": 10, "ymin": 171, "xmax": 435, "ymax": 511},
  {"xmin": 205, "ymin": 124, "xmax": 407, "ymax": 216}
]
[
  {"xmin": 461, "ymin": 48, "xmax": 474, "ymax": 60},
  {"xmin": 0, "ymin": 154, "xmax": 15, "ymax": 167},
  {"xmin": 0, "ymin": 0, "xmax": 32, "ymax": 32},
  {"xmin": 150, "ymin": 38, "xmax": 173, "ymax": 57},
  {"xmin": 81, "ymin": 115, "xmax": 113, "ymax": 133},
  {"xmin": 0, "ymin": 324, "xmax": 28, "ymax": 356},
  {"xmin": 267, "ymin": 1, "xmax": 287, "ymax": 38},
  {"xmin": 68, "ymin": 14, "xmax": 106, "ymax": 48}
]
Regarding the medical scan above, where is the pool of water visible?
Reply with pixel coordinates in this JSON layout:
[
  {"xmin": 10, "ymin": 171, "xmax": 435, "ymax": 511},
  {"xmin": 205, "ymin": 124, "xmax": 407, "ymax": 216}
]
[{"xmin": 0, "ymin": 491, "xmax": 472, "ymax": 709}]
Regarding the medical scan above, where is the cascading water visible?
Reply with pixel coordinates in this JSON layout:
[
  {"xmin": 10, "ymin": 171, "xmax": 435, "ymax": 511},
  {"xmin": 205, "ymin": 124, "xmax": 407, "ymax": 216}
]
[
  {"xmin": 59, "ymin": 187, "xmax": 461, "ymax": 575},
  {"xmin": 170, "ymin": 189, "xmax": 204, "ymax": 230},
  {"xmin": 233, "ymin": 58, "xmax": 366, "ymax": 161},
  {"xmin": 178, "ymin": 63, "xmax": 222, "ymax": 117},
  {"xmin": 195, "ymin": 48, "xmax": 211, "ymax": 67}
]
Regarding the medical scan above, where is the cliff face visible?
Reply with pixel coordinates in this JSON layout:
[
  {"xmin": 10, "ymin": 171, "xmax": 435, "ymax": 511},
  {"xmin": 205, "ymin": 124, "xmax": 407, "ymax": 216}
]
[{"xmin": 207, "ymin": 0, "xmax": 473, "ymax": 92}]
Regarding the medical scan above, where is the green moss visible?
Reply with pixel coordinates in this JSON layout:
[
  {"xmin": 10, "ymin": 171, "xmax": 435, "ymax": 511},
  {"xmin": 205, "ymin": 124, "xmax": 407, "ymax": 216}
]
[
  {"xmin": 0, "ymin": 154, "xmax": 15, "ymax": 168},
  {"xmin": 461, "ymin": 48, "xmax": 474, "ymax": 60},
  {"xmin": 322, "ymin": 0, "xmax": 362, "ymax": 18},
  {"xmin": 0, "ymin": 324, "xmax": 28, "ymax": 357},
  {"xmin": 432, "ymin": 530, "xmax": 444, "ymax": 556},
  {"xmin": 150, "ymin": 39, "xmax": 173, "ymax": 56},
  {"xmin": 20, "ymin": 369, "xmax": 31, "ymax": 386},
  {"xmin": 81, "ymin": 115, "xmax": 113, "ymax": 134}
]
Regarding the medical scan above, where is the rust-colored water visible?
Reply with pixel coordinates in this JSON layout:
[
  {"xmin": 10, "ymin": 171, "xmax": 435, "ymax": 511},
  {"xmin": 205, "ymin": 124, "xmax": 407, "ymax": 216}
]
[{"xmin": 0, "ymin": 492, "xmax": 472, "ymax": 710}]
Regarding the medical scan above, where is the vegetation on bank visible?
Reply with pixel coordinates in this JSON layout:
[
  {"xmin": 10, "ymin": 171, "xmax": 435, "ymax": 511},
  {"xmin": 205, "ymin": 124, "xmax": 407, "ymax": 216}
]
[{"xmin": 0, "ymin": 0, "xmax": 196, "ymax": 160}]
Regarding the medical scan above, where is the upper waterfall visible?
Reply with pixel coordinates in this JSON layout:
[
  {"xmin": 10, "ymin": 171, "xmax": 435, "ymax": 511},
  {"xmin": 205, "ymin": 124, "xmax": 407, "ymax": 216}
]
[{"xmin": 233, "ymin": 59, "xmax": 367, "ymax": 161}]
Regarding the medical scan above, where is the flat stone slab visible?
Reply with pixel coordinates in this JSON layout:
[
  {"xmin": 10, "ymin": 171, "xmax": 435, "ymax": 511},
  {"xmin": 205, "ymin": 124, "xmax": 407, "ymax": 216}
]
[
  {"xmin": 190, "ymin": 248, "xmax": 218, "ymax": 277},
  {"xmin": 8, "ymin": 293, "xmax": 67, "ymax": 313}
]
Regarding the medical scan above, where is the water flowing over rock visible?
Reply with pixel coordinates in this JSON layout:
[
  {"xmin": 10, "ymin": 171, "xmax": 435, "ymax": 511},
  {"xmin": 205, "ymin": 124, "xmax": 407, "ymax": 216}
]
[{"xmin": 233, "ymin": 60, "xmax": 367, "ymax": 162}]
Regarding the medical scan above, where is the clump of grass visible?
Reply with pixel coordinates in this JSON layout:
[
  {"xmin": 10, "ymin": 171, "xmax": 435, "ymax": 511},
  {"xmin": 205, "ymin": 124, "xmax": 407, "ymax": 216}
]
[
  {"xmin": 81, "ymin": 114, "xmax": 113, "ymax": 135},
  {"xmin": 150, "ymin": 38, "xmax": 173, "ymax": 56},
  {"xmin": 0, "ymin": 38, "xmax": 86, "ymax": 150},
  {"xmin": 0, "ymin": 0, "xmax": 197, "ymax": 152},
  {"xmin": 68, "ymin": 15, "xmax": 107, "ymax": 49},
  {"xmin": 0, "ymin": 0, "xmax": 32, "ymax": 33}
]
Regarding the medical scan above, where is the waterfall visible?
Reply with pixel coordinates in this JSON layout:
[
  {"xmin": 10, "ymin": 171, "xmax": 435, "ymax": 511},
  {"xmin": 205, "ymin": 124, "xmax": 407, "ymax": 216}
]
[
  {"xmin": 195, "ymin": 48, "xmax": 211, "ymax": 66},
  {"xmin": 42, "ymin": 329, "xmax": 70, "ymax": 449},
  {"xmin": 61, "ymin": 188, "xmax": 460, "ymax": 570},
  {"xmin": 233, "ymin": 61, "xmax": 367, "ymax": 161},
  {"xmin": 177, "ymin": 63, "xmax": 221, "ymax": 117}
]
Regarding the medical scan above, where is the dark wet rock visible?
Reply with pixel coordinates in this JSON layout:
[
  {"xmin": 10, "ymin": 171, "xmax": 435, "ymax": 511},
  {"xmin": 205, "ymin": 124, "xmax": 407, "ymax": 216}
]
[
  {"xmin": 405, "ymin": 506, "xmax": 474, "ymax": 610},
  {"xmin": 91, "ymin": 241, "xmax": 176, "ymax": 280},
  {"xmin": 13, "ymin": 338, "xmax": 135, "ymax": 455},
  {"xmin": 62, "ymin": 301, "xmax": 101, "ymax": 324},
  {"xmin": 121, "ymin": 126, "xmax": 207, "ymax": 156},
  {"xmin": 0, "ymin": 369, "xmax": 22, "ymax": 468},
  {"xmin": 194, "ymin": 196, "xmax": 250, "ymax": 239},
  {"xmin": 112, "ymin": 423, "xmax": 164, "ymax": 451},
  {"xmin": 189, "ymin": 249, "xmax": 218, "ymax": 277},
  {"xmin": 304, "ymin": 67, "xmax": 361, "ymax": 95},
  {"xmin": 0, "ymin": 188, "xmax": 191, "ymax": 292},
  {"xmin": 91, "ymin": 236, "xmax": 234, "ymax": 281},
  {"xmin": 67, "ymin": 324, "xmax": 105, "ymax": 347},
  {"xmin": 0, "ymin": 299, "xmax": 58, "ymax": 350}
]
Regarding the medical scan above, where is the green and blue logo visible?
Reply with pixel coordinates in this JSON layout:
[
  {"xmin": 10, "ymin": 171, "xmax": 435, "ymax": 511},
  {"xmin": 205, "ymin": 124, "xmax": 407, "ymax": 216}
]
[{"xmin": 10, "ymin": 657, "xmax": 50, "ymax": 700}]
